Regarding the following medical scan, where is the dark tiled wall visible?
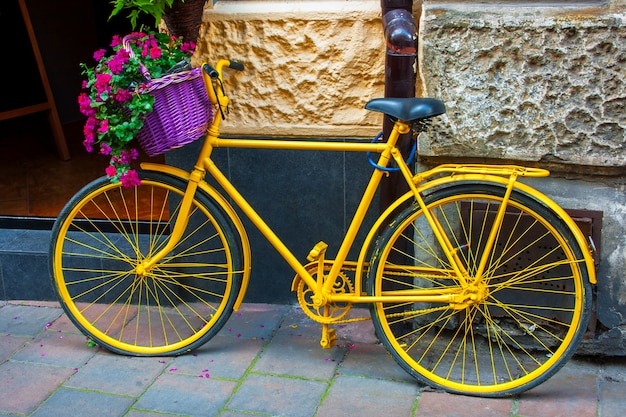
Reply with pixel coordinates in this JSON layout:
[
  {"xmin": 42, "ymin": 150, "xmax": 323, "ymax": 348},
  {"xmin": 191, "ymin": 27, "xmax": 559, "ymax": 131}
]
[
  {"xmin": 0, "ymin": 229, "xmax": 53, "ymax": 301},
  {"xmin": 166, "ymin": 139, "xmax": 380, "ymax": 304}
]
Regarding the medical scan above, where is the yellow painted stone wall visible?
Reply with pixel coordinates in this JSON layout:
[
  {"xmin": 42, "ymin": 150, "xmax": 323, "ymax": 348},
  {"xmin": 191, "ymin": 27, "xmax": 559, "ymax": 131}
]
[{"xmin": 191, "ymin": 1, "xmax": 387, "ymax": 137}]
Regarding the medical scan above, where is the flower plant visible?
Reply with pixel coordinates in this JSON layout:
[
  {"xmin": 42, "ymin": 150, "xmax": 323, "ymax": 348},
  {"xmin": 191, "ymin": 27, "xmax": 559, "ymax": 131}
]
[{"xmin": 78, "ymin": 31, "xmax": 196, "ymax": 186}]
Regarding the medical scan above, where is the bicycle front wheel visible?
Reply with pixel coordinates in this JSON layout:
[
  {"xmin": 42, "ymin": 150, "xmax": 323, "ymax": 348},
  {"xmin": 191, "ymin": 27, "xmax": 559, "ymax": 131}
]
[
  {"xmin": 369, "ymin": 183, "xmax": 591, "ymax": 396},
  {"xmin": 50, "ymin": 171, "xmax": 244, "ymax": 356}
]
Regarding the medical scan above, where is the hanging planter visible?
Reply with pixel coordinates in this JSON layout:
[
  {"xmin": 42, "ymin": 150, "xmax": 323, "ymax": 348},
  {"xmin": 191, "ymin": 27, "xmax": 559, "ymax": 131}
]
[
  {"xmin": 110, "ymin": 0, "xmax": 208, "ymax": 43},
  {"xmin": 163, "ymin": 0, "xmax": 207, "ymax": 44}
]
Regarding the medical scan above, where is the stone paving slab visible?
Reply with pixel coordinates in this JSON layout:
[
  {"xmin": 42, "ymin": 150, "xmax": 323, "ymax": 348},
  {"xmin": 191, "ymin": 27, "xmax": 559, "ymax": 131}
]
[
  {"xmin": 63, "ymin": 353, "xmax": 168, "ymax": 396},
  {"xmin": 317, "ymin": 375, "xmax": 419, "ymax": 417},
  {"xmin": 0, "ymin": 361, "xmax": 76, "ymax": 415},
  {"xmin": 0, "ymin": 304, "xmax": 62, "ymax": 337},
  {"xmin": 252, "ymin": 331, "xmax": 346, "ymax": 379},
  {"xmin": 133, "ymin": 373, "xmax": 238, "ymax": 417},
  {"xmin": 0, "ymin": 334, "xmax": 28, "ymax": 363},
  {"xmin": 599, "ymin": 380, "xmax": 626, "ymax": 417},
  {"xmin": 1, "ymin": 301, "xmax": 626, "ymax": 417},
  {"xmin": 30, "ymin": 388, "xmax": 135, "ymax": 417},
  {"xmin": 226, "ymin": 373, "xmax": 328, "ymax": 417},
  {"xmin": 416, "ymin": 391, "xmax": 513, "ymax": 417},
  {"xmin": 168, "ymin": 335, "xmax": 265, "ymax": 380},
  {"xmin": 10, "ymin": 330, "xmax": 96, "ymax": 368}
]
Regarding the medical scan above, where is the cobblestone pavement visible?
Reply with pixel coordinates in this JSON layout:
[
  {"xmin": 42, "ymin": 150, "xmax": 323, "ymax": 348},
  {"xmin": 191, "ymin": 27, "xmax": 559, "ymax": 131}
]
[{"xmin": 1, "ymin": 301, "xmax": 625, "ymax": 417}]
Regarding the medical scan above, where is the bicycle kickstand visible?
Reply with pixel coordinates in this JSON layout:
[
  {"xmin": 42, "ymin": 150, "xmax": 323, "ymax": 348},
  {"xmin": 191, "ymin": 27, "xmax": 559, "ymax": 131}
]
[{"xmin": 320, "ymin": 320, "xmax": 337, "ymax": 349}]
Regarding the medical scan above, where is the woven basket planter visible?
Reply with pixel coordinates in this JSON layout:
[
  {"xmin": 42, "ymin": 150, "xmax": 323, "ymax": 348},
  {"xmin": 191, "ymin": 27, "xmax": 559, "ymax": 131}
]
[{"xmin": 136, "ymin": 67, "xmax": 212, "ymax": 156}]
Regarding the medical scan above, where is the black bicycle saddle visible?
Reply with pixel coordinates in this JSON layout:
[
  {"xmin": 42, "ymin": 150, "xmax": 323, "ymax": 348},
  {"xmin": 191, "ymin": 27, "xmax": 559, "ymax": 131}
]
[{"xmin": 365, "ymin": 98, "xmax": 446, "ymax": 122}]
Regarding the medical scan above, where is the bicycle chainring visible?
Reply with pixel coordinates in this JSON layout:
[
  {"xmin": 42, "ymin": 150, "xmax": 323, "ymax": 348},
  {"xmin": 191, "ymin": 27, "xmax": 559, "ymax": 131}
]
[{"xmin": 295, "ymin": 267, "xmax": 354, "ymax": 324}]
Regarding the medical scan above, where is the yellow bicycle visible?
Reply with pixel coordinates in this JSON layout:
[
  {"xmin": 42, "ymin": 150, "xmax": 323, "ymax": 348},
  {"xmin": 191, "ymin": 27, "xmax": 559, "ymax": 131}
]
[{"xmin": 50, "ymin": 60, "xmax": 595, "ymax": 397}]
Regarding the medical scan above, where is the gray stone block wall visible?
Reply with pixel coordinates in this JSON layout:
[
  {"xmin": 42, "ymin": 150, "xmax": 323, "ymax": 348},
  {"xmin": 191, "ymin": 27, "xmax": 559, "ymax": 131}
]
[
  {"xmin": 419, "ymin": 2, "xmax": 626, "ymax": 354},
  {"xmin": 419, "ymin": 3, "xmax": 625, "ymax": 168}
]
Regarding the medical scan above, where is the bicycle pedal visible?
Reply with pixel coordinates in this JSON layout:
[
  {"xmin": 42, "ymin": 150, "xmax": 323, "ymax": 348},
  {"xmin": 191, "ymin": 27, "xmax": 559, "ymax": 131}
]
[{"xmin": 307, "ymin": 241, "xmax": 328, "ymax": 261}]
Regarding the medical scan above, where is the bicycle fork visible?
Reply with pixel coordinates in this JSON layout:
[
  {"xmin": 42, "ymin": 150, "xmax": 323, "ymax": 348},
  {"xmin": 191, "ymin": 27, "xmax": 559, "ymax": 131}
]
[{"xmin": 134, "ymin": 169, "xmax": 204, "ymax": 275}]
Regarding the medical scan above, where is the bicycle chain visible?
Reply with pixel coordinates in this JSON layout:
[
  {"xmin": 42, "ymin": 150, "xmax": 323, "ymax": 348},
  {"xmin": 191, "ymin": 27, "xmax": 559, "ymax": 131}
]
[
  {"xmin": 383, "ymin": 305, "xmax": 449, "ymax": 319},
  {"xmin": 296, "ymin": 262, "xmax": 452, "ymax": 324},
  {"xmin": 306, "ymin": 304, "xmax": 449, "ymax": 325}
]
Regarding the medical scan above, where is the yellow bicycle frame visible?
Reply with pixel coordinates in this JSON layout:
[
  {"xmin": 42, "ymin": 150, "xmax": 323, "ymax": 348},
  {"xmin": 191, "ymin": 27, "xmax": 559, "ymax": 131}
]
[{"xmin": 138, "ymin": 59, "xmax": 596, "ymax": 315}]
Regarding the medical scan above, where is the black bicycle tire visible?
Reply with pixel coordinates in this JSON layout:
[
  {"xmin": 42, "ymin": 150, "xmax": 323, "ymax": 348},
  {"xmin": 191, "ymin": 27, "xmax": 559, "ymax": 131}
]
[
  {"xmin": 368, "ymin": 182, "xmax": 592, "ymax": 396},
  {"xmin": 49, "ymin": 170, "xmax": 244, "ymax": 356}
]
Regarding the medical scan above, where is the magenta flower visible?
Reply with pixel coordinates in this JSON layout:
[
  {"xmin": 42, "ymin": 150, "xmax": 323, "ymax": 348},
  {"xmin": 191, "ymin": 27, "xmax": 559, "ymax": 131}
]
[
  {"xmin": 105, "ymin": 165, "xmax": 117, "ymax": 177},
  {"xmin": 99, "ymin": 143, "xmax": 112, "ymax": 155},
  {"xmin": 93, "ymin": 49, "xmax": 107, "ymax": 61},
  {"xmin": 97, "ymin": 119, "xmax": 109, "ymax": 134},
  {"xmin": 118, "ymin": 148, "xmax": 139, "ymax": 165},
  {"xmin": 83, "ymin": 136, "xmax": 95, "ymax": 153},
  {"xmin": 107, "ymin": 58, "xmax": 123, "ymax": 74},
  {"xmin": 78, "ymin": 93, "xmax": 95, "ymax": 116},
  {"xmin": 180, "ymin": 42, "xmax": 196, "ymax": 54},
  {"xmin": 149, "ymin": 46, "xmax": 162, "ymax": 60},
  {"xmin": 113, "ymin": 89, "xmax": 132, "ymax": 103},
  {"xmin": 94, "ymin": 73, "xmax": 112, "ymax": 99},
  {"xmin": 95, "ymin": 72, "xmax": 112, "ymax": 88},
  {"xmin": 83, "ymin": 116, "xmax": 98, "ymax": 152},
  {"xmin": 110, "ymin": 35, "xmax": 123, "ymax": 48},
  {"xmin": 120, "ymin": 170, "xmax": 141, "ymax": 188},
  {"xmin": 108, "ymin": 49, "xmax": 130, "ymax": 74}
]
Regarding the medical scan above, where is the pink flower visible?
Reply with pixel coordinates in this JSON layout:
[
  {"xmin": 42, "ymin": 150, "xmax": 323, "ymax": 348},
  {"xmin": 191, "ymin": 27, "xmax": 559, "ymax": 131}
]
[
  {"xmin": 83, "ymin": 116, "xmax": 98, "ymax": 152},
  {"xmin": 107, "ymin": 49, "xmax": 130, "ymax": 74},
  {"xmin": 149, "ymin": 46, "xmax": 162, "ymax": 60},
  {"xmin": 120, "ymin": 170, "xmax": 141, "ymax": 188},
  {"xmin": 95, "ymin": 72, "xmax": 111, "ymax": 84},
  {"xmin": 110, "ymin": 35, "xmax": 123, "ymax": 48},
  {"xmin": 105, "ymin": 165, "xmax": 117, "ymax": 177},
  {"xmin": 113, "ymin": 89, "xmax": 132, "ymax": 103},
  {"xmin": 99, "ymin": 143, "xmax": 112, "ymax": 155},
  {"xmin": 78, "ymin": 93, "xmax": 95, "ymax": 116},
  {"xmin": 83, "ymin": 137, "xmax": 94, "ymax": 153},
  {"xmin": 93, "ymin": 49, "xmax": 107, "ymax": 61},
  {"xmin": 84, "ymin": 115, "xmax": 97, "ymax": 131},
  {"xmin": 94, "ymin": 73, "xmax": 112, "ymax": 98},
  {"xmin": 180, "ymin": 42, "xmax": 196, "ymax": 54},
  {"xmin": 118, "ymin": 149, "xmax": 139, "ymax": 165},
  {"xmin": 98, "ymin": 119, "xmax": 109, "ymax": 134},
  {"xmin": 107, "ymin": 58, "xmax": 123, "ymax": 74}
]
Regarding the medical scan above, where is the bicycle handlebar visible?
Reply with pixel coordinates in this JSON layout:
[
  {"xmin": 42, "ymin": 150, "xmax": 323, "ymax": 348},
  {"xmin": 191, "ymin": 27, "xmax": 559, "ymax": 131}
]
[
  {"xmin": 228, "ymin": 60, "xmax": 245, "ymax": 71},
  {"xmin": 203, "ymin": 60, "xmax": 245, "ymax": 80},
  {"xmin": 202, "ymin": 59, "xmax": 244, "ymax": 115}
]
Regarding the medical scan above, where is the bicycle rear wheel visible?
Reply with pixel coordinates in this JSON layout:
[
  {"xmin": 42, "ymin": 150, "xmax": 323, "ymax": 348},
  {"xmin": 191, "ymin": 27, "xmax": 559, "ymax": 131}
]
[
  {"xmin": 50, "ymin": 171, "xmax": 243, "ymax": 356},
  {"xmin": 368, "ymin": 183, "xmax": 591, "ymax": 396}
]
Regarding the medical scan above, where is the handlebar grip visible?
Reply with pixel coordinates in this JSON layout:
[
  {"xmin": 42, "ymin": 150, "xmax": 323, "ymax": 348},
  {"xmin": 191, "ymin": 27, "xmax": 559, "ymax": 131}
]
[
  {"xmin": 202, "ymin": 63, "xmax": 219, "ymax": 79},
  {"xmin": 229, "ymin": 60, "xmax": 245, "ymax": 71}
]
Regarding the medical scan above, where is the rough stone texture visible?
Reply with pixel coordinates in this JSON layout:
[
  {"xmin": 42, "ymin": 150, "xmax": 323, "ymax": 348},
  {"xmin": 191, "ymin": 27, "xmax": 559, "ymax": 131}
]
[
  {"xmin": 419, "ymin": 3, "xmax": 626, "ymax": 168},
  {"xmin": 419, "ymin": 2, "xmax": 626, "ymax": 354},
  {"xmin": 193, "ymin": 1, "xmax": 387, "ymax": 137}
]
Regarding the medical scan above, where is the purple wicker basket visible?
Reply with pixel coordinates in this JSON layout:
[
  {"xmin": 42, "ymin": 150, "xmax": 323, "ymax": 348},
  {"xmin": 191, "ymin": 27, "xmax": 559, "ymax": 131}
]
[{"xmin": 136, "ymin": 67, "xmax": 213, "ymax": 156}]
